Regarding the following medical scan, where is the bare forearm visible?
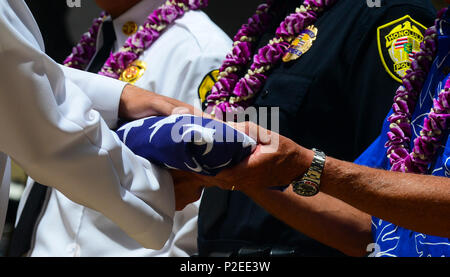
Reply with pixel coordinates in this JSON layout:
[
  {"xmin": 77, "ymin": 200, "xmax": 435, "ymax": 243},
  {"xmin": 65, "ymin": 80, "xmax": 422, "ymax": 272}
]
[
  {"xmin": 119, "ymin": 84, "xmax": 200, "ymax": 120},
  {"xmin": 246, "ymin": 187, "xmax": 373, "ymax": 257},
  {"xmin": 320, "ymin": 156, "xmax": 450, "ymax": 238},
  {"xmin": 197, "ymin": 123, "xmax": 450, "ymax": 248}
]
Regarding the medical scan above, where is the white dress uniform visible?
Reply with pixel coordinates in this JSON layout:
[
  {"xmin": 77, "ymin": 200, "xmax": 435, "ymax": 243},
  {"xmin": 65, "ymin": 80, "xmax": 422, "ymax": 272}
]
[
  {"xmin": 18, "ymin": 0, "xmax": 232, "ymax": 257},
  {"xmin": 0, "ymin": 0, "xmax": 178, "ymax": 250}
]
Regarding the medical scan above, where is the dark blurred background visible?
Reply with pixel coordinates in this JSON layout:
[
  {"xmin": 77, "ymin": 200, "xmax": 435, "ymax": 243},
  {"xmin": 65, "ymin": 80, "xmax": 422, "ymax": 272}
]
[
  {"xmin": 23, "ymin": 0, "xmax": 448, "ymax": 63},
  {"xmin": 24, "ymin": 0, "xmax": 265, "ymax": 63},
  {"xmin": 0, "ymin": 0, "xmax": 447, "ymax": 256}
]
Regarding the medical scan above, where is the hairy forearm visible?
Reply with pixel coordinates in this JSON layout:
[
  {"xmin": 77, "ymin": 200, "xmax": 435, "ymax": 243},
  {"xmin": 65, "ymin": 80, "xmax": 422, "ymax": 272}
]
[
  {"xmin": 320, "ymin": 157, "xmax": 450, "ymax": 238},
  {"xmin": 246, "ymin": 187, "xmax": 373, "ymax": 257}
]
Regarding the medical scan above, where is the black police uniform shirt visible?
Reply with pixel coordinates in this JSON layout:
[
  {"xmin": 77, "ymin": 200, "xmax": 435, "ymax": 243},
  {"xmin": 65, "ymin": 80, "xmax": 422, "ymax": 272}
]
[{"xmin": 198, "ymin": 0, "xmax": 436, "ymax": 256}]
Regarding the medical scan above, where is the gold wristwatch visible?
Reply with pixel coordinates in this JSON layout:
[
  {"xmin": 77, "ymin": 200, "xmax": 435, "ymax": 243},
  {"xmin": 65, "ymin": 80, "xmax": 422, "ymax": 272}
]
[{"xmin": 291, "ymin": 148, "xmax": 326, "ymax": 197}]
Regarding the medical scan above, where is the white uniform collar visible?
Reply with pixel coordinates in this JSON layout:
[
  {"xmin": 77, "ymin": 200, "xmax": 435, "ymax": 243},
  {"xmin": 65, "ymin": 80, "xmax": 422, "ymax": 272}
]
[{"xmin": 110, "ymin": 0, "xmax": 167, "ymax": 51}]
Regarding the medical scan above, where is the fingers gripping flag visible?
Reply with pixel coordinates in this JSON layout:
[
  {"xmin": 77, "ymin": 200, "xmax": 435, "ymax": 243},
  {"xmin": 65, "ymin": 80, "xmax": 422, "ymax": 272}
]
[{"xmin": 116, "ymin": 115, "xmax": 257, "ymax": 176}]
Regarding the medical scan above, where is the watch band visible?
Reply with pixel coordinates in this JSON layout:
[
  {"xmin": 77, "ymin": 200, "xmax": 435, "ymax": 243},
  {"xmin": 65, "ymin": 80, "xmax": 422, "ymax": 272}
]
[{"xmin": 292, "ymin": 148, "xmax": 326, "ymax": 197}]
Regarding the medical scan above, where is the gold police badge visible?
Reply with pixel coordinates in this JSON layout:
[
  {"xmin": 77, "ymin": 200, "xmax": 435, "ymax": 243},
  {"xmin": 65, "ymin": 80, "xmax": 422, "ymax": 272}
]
[
  {"xmin": 122, "ymin": 21, "xmax": 138, "ymax": 36},
  {"xmin": 198, "ymin": 69, "xmax": 219, "ymax": 110},
  {"xmin": 283, "ymin": 25, "xmax": 318, "ymax": 62},
  {"xmin": 377, "ymin": 15, "xmax": 427, "ymax": 83},
  {"xmin": 120, "ymin": 60, "xmax": 147, "ymax": 84}
]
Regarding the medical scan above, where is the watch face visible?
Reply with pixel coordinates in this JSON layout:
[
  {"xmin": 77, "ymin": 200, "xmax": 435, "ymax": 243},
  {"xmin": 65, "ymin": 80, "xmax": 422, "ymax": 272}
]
[{"xmin": 293, "ymin": 181, "xmax": 319, "ymax": 197}]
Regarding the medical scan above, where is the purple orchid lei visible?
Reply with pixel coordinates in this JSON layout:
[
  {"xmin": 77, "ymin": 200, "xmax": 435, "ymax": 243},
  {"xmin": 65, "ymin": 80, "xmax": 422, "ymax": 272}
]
[
  {"xmin": 63, "ymin": 12, "xmax": 108, "ymax": 70},
  {"xmin": 205, "ymin": 0, "xmax": 338, "ymax": 116},
  {"xmin": 386, "ymin": 8, "xmax": 450, "ymax": 174},
  {"xmin": 63, "ymin": 0, "xmax": 208, "ymax": 77}
]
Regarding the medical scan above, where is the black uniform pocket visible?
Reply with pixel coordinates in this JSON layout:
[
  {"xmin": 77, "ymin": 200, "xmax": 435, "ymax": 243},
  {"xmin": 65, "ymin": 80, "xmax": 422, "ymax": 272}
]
[
  {"xmin": 253, "ymin": 72, "xmax": 313, "ymax": 116},
  {"xmin": 253, "ymin": 72, "xmax": 313, "ymax": 139}
]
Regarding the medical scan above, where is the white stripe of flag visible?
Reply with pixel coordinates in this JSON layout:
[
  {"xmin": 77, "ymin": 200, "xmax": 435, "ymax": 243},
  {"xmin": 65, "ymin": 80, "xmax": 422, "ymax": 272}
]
[{"xmin": 394, "ymin": 37, "xmax": 409, "ymax": 49}]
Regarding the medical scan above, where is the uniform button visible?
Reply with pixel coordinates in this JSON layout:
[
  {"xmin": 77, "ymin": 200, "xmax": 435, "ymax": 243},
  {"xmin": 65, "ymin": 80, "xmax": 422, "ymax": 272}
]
[
  {"xmin": 122, "ymin": 21, "xmax": 138, "ymax": 36},
  {"xmin": 261, "ymin": 89, "xmax": 270, "ymax": 99},
  {"xmin": 66, "ymin": 243, "xmax": 81, "ymax": 257}
]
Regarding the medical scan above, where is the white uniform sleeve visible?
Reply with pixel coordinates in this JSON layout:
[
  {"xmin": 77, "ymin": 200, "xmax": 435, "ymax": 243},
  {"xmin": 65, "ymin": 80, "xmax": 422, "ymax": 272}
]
[
  {"xmin": 0, "ymin": 0, "xmax": 174, "ymax": 249},
  {"xmin": 60, "ymin": 66, "xmax": 124, "ymax": 129},
  {"xmin": 168, "ymin": 199, "xmax": 200, "ymax": 256}
]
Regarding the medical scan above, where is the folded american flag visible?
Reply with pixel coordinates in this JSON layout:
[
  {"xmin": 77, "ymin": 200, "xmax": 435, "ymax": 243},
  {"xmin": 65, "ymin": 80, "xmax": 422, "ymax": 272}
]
[{"xmin": 116, "ymin": 114, "xmax": 256, "ymax": 176}]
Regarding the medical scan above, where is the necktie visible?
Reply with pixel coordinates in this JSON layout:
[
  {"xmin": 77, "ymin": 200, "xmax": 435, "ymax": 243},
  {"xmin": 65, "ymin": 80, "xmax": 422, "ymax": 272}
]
[
  {"xmin": 7, "ymin": 20, "xmax": 117, "ymax": 257},
  {"xmin": 87, "ymin": 20, "xmax": 117, "ymax": 74},
  {"xmin": 7, "ymin": 183, "xmax": 47, "ymax": 257}
]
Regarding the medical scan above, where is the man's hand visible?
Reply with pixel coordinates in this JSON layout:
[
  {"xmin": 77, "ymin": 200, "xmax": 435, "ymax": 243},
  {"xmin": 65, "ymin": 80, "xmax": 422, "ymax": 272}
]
[
  {"xmin": 195, "ymin": 121, "xmax": 314, "ymax": 194},
  {"xmin": 170, "ymin": 169, "xmax": 205, "ymax": 211},
  {"xmin": 168, "ymin": 121, "xmax": 314, "ymax": 207},
  {"xmin": 119, "ymin": 84, "xmax": 204, "ymax": 120}
]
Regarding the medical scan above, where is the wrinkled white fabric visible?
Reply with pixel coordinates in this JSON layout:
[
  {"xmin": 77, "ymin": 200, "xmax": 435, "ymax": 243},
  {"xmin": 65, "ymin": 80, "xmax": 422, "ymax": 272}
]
[{"xmin": 0, "ymin": 0, "xmax": 176, "ymax": 250}]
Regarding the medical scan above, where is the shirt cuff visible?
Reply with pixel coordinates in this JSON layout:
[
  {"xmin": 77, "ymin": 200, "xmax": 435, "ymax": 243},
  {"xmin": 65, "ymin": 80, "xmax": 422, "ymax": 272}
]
[
  {"xmin": 85, "ymin": 75, "xmax": 125, "ymax": 129},
  {"xmin": 60, "ymin": 65, "xmax": 126, "ymax": 129}
]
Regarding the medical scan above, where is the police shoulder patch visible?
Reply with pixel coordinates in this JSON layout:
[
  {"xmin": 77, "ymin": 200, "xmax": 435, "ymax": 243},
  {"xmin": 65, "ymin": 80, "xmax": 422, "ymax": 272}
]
[
  {"xmin": 377, "ymin": 15, "xmax": 428, "ymax": 83},
  {"xmin": 198, "ymin": 69, "xmax": 219, "ymax": 110}
]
